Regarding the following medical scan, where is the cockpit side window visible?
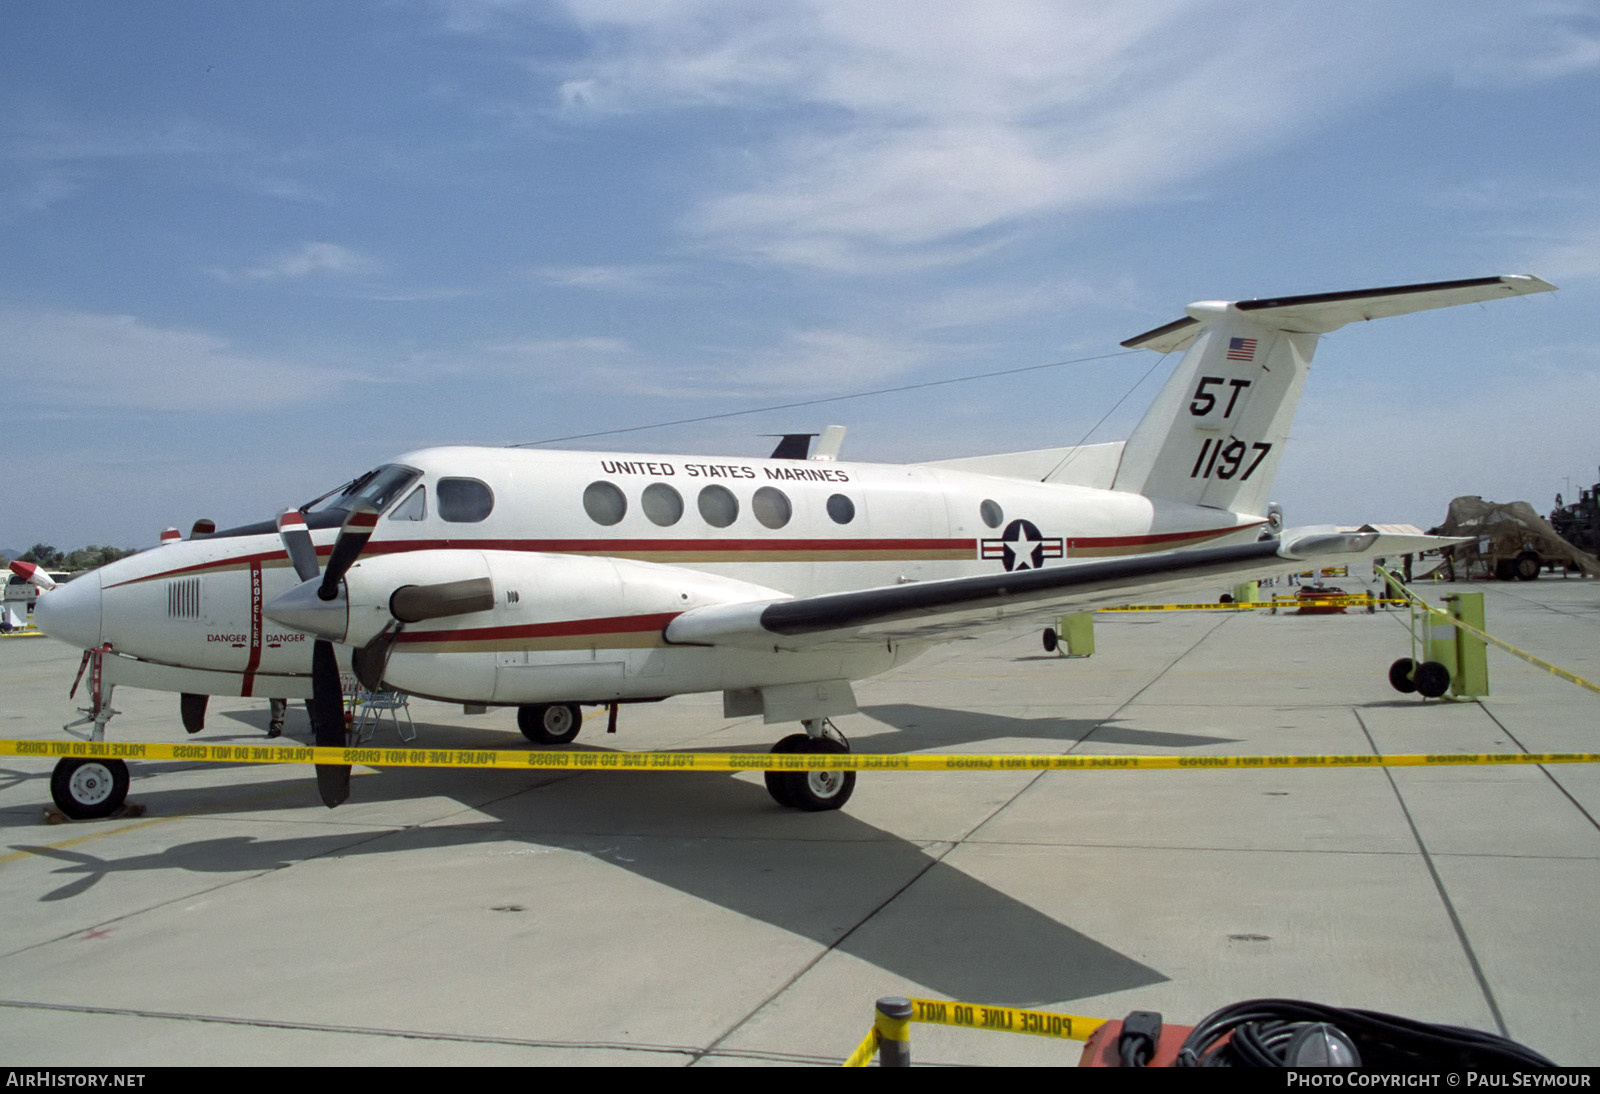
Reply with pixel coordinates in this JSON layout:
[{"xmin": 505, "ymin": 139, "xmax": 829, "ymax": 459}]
[
  {"xmin": 310, "ymin": 465, "xmax": 422, "ymax": 516},
  {"xmin": 438, "ymin": 478, "xmax": 494, "ymax": 523},
  {"xmin": 389, "ymin": 486, "xmax": 426, "ymax": 521}
]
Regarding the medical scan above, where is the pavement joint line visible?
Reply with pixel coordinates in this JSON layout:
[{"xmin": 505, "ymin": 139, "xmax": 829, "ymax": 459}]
[
  {"xmin": 1353, "ymin": 709, "xmax": 1509, "ymax": 1040},
  {"xmin": 1477, "ymin": 704, "xmax": 1600, "ymax": 837},
  {"xmin": 958, "ymin": 610, "xmax": 1240, "ymax": 845},
  {"xmin": 689, "ymin": 838, "xmax": 961, "ymax": 1065},
  {"xmin": 0, "ymin": 998, "xmax": 786, "ymax": 1063}
]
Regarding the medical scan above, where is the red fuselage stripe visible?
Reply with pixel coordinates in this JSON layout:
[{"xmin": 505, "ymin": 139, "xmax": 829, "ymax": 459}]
[
  {"xmin": 103, "ymin": 527, "xmax": 1254, "ymax": 587},
  {"xmin": 394, "ymin": 611, "xmax": 681, "ymax": 645}
]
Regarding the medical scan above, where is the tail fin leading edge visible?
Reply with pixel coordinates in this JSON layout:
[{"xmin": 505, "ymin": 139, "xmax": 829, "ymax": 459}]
[{"xmin": 1110, "ymin": 274, "xmax": 1555, "ymax": 517}]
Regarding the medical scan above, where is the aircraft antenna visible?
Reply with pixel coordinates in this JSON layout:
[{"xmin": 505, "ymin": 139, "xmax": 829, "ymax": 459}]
[{"xmin": 508, "ymin": 349, "xmax": 1140, "ymax": 448}]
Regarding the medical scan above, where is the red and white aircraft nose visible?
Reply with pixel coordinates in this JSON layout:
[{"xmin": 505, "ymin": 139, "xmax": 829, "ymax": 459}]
[{"xmin": 32, "ymin": 568, "xmax": 102, "ymax": 649}]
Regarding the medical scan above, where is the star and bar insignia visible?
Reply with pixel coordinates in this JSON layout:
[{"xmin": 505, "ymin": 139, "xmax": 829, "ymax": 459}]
[{"xmin": 980, "ymin": 519, "xmax": 1065, "ymax": 572}]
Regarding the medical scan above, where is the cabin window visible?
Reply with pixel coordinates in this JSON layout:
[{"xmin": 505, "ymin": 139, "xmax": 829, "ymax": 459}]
[
  {"xmin": 389, "ymin": 486, "xmax": 426, "ymax": 521},
  {"xmin": 752, "ymin": 487, "xmax": 792, "ymax": 530},
  {"xmin": 642, "ymin": 483, "xmax": 684, "ymax": 527},
  {"xmin": 582, "ymin": 481, "xmax": 627, "ymax": 526},
  {"xmin": 438, "ymin": 478, "xmax": 495, "ymax": 523},
  {"xmin": 980, "ymin": 499, "xmax": 1004, "ymax": 528},
  {"xmin": 826, "ymin": 494, "xmax": 856, "ymax": 525},
  {"xmin": 698, "ymin": 485, "xmax": 738, "ymax": 528}
]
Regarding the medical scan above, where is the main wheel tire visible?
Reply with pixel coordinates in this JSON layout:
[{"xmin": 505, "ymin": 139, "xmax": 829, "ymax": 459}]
[
  {"xmin": 1041, "ymin": 627, "xmax": 1058, "ymax": 653},
  {"xmin": 1494, "ymin": 558, "xmax": 1517, "ymax": 581},
  {"xmin": 1389, "ymin": 658, "xmax": 1418, "ymax": 694},
  {"xmin": 50, "ymin": 757, "xmax": 129, "ymax": 820},
  {"xmin": 763, "ymin": 732, "xmax": 810, "ymax": 808},
  {"xmin": 1414, "ymin": 661, "xmax": 1451, "ymax": 699},
  {"xmin": 783, "ymin": 736, "xmax": 855, "ymax": 812},
  {"xmin": 517, "ymin": 703, "xmax": 583, "ymax": 744},
  {"xmin": 1514, "ymin": 552, "xmax": 1541, "ymax": 581}
]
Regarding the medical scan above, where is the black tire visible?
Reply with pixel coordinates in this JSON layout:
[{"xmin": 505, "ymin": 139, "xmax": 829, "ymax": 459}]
[
  {"xmin": 1494, "ymin": 558, "xmax": 1517, "ymax": 581},
  {"xmin": 781, "ymin": 736, "xmax": 855, "ymax": 812},
  {"xmin": 1041, "ymin": 627, "xmax": 1058, "ymax": 653},
  {"xmin": 763, "ymin": 732, "xmax": 810, "ymax": 808},
  {"xmin": 517, "ymin": 703, "xmax": 583, "ymax": 744},
  {"xmin": 1514, "ymin": 552, "xmax": 1541, "ymax": 581},
  {"xmin": 1414, "ymin": 661, "xmax": 1451, "ymax": 699},
  {"xmin": 1389, "ymin": 658, "xmax": 1418, "ymax": 694},
  {"xmin": 50, "ymin": 757, "xmax": 129, "ymax": 820}
]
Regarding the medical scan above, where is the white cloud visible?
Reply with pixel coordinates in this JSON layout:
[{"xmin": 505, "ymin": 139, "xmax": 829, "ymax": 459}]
[
  {"xmin": 1517, "ymin": 217, "xmax": 1600, "ymax": 283},
  {"xmin": 534, "ymin": 1, "xmax": 1570, "ymax": 272},
  {"xmin": 708, "ymin": 328, "xmax": 930, "ymax": 395},
  {"xmin": 0, "ymin": 306, "xmax": 345, "ymax": 412},
  {"xmin": 224, "ymin": 241, "xmax": 385, "ymax": 282},
  {"xmin": 527, "ymin": 263, "xmax": 674, "ymax": 292}
]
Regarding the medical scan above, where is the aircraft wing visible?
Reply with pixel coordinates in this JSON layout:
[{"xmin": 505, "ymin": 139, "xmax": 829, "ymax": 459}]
[{"xmin": 665, "ymin": 531, "xmax": 1447, "ymax": 649}]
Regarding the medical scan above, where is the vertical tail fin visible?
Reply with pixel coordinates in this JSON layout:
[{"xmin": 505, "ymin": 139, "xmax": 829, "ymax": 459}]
[{"xmin": 1110, "ymin": 275, "xmax": 1555, "ymax": 516}]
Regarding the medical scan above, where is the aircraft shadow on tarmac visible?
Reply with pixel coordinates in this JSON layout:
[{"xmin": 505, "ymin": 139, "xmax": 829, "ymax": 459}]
[
  {"xmin": 860, "ymin": 703, "xmax": 1238, "ymax": 750},
  {"xmin": 7, "ymin": 715, "xmax": 1167, "ymax": 1006}
]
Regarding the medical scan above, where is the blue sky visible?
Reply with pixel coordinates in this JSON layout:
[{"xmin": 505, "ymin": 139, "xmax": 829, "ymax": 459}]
[{"xmin": 4, "ymin": 1, "xmax": 1598, "ymax": 550}]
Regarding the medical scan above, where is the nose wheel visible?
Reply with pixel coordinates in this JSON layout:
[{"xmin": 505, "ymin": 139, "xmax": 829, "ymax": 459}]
[{"xmin": 50, "ymin": 757, "xmax": 130, "ymax": 820}]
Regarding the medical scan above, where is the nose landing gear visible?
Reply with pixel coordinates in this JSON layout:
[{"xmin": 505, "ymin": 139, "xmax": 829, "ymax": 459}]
[{"xmin": 50, "ymin": 757, "xmax": 130, "ymax": 820}]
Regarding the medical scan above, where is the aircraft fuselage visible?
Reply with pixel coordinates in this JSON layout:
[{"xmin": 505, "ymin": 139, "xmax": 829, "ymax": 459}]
[{"xmin": 38, "ymin": 445, "xmax": 1258, "ymax": 707}]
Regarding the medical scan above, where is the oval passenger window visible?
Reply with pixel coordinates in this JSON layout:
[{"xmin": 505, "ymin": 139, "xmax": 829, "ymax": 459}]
[
  {"xmin": 752, "ymin": 487, "xmax": 792, "ymax": 529},
  {"xmin": 582, "ymin": 481, "xmax": 627, "ymax": 526},
  {"xmin": 698, "ymin": 485, "xmax": 739, "ymax": 528},
  {"xmin": 642, "ymin": 483, "xmax": 684, "ymax": 527}
]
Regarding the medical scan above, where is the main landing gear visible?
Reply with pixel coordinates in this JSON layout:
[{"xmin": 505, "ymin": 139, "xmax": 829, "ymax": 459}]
[
  {"xmin": 764, "ymin": 719, "xmax": 855, "ymax": 812},
  {"xmin": 518, "ymin": 702, "xmax": 583, "ymax": 745}
]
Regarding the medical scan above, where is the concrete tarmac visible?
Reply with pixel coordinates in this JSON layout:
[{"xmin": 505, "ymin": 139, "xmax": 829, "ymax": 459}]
[{"xmin": 1, "ymin": 576, "xmax": 1596, "ymax": 1066}]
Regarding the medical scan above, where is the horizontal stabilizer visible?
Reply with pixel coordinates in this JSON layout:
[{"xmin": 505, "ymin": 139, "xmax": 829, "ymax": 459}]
[{"xmin": 1122, "ymin": 275, "xmax": 1556, "ymax": 353}]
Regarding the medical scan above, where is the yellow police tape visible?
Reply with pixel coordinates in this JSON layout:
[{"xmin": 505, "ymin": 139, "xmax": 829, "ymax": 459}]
[
  {"xmin": 902, "ymin": 997, "xmax": 1105, "ymax": 1041},
  {"xmin": 1, "ymin": 739, "xmax": 1596, "ymax": 772},
  {"xmin": 843, "ymin": 998, "xmax": 1108, "ymax": 1065},
  {"xmin": 843, "ymin": 1028, "xmax": 882, "ymax": 1068},
  {"xmin": 1101, "ymin": 597, "xmax": 1404, "ymax": 612}
]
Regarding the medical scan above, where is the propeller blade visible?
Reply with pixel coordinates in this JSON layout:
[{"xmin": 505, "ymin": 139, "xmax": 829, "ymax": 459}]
[
  {"xmin": 309, "ymin": 639, "xmax": 350, "ymax": 808},
  {"xmin": 389, "ymin": 578, "xmax": 495, "ymax": 623},
  {"xmin": 318, "ymin": 506, "xmax": 378, "ymax": 602},
  {"xmin": 276, "ymin": 509, "xmax": 322, "ymax": 583}
]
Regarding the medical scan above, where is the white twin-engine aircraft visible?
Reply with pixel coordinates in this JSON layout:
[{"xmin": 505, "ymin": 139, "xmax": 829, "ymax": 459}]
[{"xmin": 32, "ymin": 275, "xmax": 1554, "ymax": 816}]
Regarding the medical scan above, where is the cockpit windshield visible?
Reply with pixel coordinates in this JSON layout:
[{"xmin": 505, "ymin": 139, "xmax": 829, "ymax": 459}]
[{"xmin": 305, "ymin": 465, "xmax": 422, "ymax": 516}]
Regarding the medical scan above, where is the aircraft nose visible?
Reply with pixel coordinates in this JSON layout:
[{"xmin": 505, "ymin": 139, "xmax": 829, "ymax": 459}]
[{"xmin": 33, "ymin": 568, "xmax": 103, "ymax": 649}]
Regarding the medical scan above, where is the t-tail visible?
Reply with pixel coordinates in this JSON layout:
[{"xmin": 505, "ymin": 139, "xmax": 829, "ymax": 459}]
[{"xmin": 1111, "ymin": 275, "xmax": 1555, "ymax": 518}]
